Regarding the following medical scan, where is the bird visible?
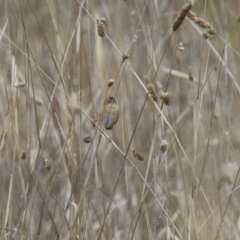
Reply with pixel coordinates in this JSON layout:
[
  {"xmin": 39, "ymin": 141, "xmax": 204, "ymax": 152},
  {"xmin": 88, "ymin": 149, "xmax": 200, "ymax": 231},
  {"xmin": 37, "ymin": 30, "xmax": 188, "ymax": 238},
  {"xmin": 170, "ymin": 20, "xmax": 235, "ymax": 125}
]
[{"xmin": 100, "ymin": 96, "xmax": 119, "ymax": 130}]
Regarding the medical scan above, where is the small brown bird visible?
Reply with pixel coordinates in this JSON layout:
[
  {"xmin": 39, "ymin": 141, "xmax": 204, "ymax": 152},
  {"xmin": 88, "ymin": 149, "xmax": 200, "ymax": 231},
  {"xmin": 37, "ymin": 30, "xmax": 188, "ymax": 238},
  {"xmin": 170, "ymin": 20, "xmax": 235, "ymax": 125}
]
[{"xmin": 100, "ymin": 96, "xmax": 119, "ymax": 130}]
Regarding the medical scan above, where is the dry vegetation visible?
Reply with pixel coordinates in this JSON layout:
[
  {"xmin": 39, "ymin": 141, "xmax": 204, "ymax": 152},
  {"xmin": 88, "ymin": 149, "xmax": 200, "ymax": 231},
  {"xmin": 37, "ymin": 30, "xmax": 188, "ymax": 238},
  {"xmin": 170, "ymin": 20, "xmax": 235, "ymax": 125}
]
[{"xmin": 0, "ymin": 0, "xmax": 240, "ymax": 239}]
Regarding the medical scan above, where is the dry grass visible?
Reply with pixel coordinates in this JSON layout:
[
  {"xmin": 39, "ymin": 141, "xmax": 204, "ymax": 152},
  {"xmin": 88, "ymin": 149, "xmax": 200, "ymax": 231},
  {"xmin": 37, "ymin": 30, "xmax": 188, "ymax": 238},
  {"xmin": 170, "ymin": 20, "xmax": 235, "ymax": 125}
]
[{"xmin": 0, "ymin": 0, "xmax": 240, "ymax": 239}]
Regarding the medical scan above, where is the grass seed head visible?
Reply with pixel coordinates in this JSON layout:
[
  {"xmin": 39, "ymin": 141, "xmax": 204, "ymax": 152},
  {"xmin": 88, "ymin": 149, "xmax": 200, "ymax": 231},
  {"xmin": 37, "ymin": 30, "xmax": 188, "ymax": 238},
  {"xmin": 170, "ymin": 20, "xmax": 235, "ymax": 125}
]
[
  {"xmin": 96, "ymin": 18, "xmax": 106, "ymax": 37},
  {"xmin": 194, "ymin": 18, "xmax": 211, "ymax": 29},
  {"xmin": 132, "ymin": 148, "xmax": 144, "ymax": 161},
  {"xmin": 100, "ymin": 18, "xmax": 106, "ymax": 24},
  {"xmin": 172, "ymin": 1, "xmax": 194, "ymax": 32},
  {"xmin": 160, "ymin": 91, "xmax": 169, "ymax": 105},
  {"xmin": 187, "ymin": 10, "xmax": 217, "ymax": 38},
  {"xmin": 208, "ymin": 27, "xmax": 217, "ymax": 35},
  {"xmin": 187, "ymin": 10, "xmax": 196, "ymax": 20},
  {"xmin": 147, "ymin": 83, "xmax": 158, "ymax": 101},
  {"xmin": 203, "ymin": 31, "xmax": 209, "ymax": 39},
  {"xmin": 144, "ymin": 76, "xmax": 150, "ymax": 84},
  {"xmin": 145, "ymin": 76, "xmax": 158, "ymax": 101}
]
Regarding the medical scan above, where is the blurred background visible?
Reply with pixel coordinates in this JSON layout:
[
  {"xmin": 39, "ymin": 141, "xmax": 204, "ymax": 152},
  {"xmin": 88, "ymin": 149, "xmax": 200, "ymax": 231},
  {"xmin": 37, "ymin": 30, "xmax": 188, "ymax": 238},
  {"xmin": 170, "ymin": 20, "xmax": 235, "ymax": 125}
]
[{"xmin": 0, "ymin": 0, "xmax": 240, "ymax": 239}]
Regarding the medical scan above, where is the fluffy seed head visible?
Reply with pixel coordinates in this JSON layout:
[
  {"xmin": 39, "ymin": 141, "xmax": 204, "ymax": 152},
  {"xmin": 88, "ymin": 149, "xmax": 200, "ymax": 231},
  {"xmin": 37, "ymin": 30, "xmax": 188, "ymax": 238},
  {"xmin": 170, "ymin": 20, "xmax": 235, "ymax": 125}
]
[
  {"xmin": 96, "ymin": 18, "xmax": 106, "ymax": 37},
  {"xmin": 148, "ymin": 83, "xmax": 158, "ymax": 101},
  {"xmin": 145, "ymin": 76, "xmax": 158, "ymax": 101}
]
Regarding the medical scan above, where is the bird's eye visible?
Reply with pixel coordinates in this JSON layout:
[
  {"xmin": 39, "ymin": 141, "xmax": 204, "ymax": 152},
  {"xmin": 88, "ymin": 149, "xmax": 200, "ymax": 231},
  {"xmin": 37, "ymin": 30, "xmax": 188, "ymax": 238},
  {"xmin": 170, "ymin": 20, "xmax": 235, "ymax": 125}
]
[{"xmin": 107, "ymin": 97, "xmax": 115, "ymax": 104}]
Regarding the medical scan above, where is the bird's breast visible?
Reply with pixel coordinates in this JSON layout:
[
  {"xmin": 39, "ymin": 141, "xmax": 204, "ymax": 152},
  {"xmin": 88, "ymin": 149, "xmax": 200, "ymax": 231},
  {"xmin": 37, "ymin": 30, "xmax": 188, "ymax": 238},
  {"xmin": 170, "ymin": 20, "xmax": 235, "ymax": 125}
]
[{"xmin": 101, "ymin": 104, "xmax": 119, "ymax": 129}]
